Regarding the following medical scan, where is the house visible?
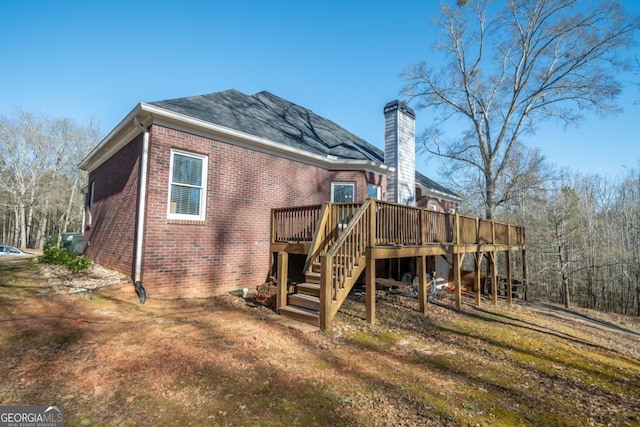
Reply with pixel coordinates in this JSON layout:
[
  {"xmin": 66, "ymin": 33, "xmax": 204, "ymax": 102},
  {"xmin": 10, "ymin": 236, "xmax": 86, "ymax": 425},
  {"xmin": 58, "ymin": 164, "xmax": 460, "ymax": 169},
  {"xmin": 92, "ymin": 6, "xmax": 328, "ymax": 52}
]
[{"xmin": 79, "ymin": 89, "xmax": 461, "ymax": 300}]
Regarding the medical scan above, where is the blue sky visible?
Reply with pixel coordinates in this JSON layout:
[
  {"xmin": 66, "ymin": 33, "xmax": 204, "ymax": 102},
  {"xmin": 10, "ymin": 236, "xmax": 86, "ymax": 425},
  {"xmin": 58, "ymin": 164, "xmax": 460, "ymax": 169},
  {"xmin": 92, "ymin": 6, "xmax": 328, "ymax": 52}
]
[{"xmin": 1, "ymin": 0, "xmax": 639, "ymax": 179}]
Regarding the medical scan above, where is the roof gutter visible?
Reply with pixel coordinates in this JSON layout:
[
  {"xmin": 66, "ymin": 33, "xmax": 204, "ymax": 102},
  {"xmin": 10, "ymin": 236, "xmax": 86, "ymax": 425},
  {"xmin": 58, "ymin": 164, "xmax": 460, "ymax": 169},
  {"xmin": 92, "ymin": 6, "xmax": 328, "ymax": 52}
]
[{"xmin": 132, "ymin": 116, "xmax": 149, "ymax": 304}]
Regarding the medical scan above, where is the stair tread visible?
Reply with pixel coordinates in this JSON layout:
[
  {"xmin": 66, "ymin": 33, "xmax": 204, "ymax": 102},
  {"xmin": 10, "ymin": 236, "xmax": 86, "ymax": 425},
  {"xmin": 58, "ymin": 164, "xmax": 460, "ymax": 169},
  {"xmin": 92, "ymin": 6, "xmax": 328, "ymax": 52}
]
[
  {"xmin": 280, "ymin": 304, "xmax": 319, "ymax": 316},
  {"xmin": 297, "ymin": 282, "xmax": 320, "ymax": 289},
  {"xmin": 289, "ymin": 293, "xmax": 320, "ymax": 302},
  {"xmin": 279, "ymin": 305, "xmax": 320, "ymax": 327}
]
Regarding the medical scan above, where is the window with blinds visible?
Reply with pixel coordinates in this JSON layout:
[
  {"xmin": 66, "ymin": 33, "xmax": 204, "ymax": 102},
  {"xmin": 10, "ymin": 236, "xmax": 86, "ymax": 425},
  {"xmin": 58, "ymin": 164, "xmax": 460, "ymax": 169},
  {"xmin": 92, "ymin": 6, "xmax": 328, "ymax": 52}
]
[{"xmin": 168, "ymin": 150, "xmax": 207, "ymax": 220}]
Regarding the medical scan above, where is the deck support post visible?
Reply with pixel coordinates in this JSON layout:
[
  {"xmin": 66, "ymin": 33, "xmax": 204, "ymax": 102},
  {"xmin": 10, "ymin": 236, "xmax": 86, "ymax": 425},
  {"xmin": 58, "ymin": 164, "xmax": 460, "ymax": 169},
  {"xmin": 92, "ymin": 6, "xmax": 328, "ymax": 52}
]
[
  {"xmin": 521, "ymin": 227, "xmax": 527, "ymax": 301},
  {"xmin": 365, "ymin": 199, "xmax": 377, "ymax": 326},
  {"xmin": 522, "ymin": 248, "xmax": 528, "ymax": 301},
  {"xmin": 506, "ymin": 250, "xmax": 513, "ymax": 307},
  {"xmin": 319, "ymin": 254, "xmax": 333, "ymax": 332},
  {"xmin": 490, "ymin": 252, "xmax": 498, "ymax": 306},
  {"xmin": 474, "ymin": 252, "xmax": 482, "ymax": 307},
  {"xmin": 453, "ymin": 252, "xmax": 462, "ymax": 310},
  {"xmin": 276, "ymin": 251, "xmax": 288, "ymax": 313},
  {"xmin": 417, "ymin": 255, "xmax": 427, "ymax": 315},
  {"xmin": 365, "ymin": 256, "xmax": 376, "ymax": 325}
]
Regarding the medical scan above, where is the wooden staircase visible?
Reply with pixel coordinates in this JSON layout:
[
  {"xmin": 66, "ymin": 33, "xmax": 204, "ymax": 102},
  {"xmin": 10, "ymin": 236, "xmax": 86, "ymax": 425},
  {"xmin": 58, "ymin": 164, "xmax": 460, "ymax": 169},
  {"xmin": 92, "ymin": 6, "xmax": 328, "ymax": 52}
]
[
  {"xmin": 279, "ymin": 282, "xmax": 321, "ymax": 326},
  {"xmin": 277, "ymin": 200, "xmax": 371, "ymax": 330}
]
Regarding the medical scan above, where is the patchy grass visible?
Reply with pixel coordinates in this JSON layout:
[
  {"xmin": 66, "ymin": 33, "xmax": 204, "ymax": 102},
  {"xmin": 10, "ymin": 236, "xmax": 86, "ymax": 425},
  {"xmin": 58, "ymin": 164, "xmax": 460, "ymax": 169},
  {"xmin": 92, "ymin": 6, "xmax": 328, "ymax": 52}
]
[{"xmin": 0, "ymin": 260, "xmax": 639, "ymax": 426}]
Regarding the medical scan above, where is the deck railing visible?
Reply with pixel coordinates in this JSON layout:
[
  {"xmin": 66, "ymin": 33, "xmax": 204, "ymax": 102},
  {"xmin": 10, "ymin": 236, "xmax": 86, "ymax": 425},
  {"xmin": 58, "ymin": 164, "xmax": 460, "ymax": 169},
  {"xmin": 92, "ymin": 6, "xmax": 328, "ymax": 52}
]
[
  {"xmin": 272, "ymin": 200, "xmax": 525, "ymax": 247},
  {"xmin": 271, "ymin": 204, "xmax": 323, "ymax": 243},
  {"xmin": 422, "ymin": 209, "xmax": 454, "ymax": 244},
  {"xmin": 300, "ymin": 203, "xmax": 359, "ymax": 274},
  {"xmin": 374, "ymin": 202, "xmax": 422, "ymax": 245}
]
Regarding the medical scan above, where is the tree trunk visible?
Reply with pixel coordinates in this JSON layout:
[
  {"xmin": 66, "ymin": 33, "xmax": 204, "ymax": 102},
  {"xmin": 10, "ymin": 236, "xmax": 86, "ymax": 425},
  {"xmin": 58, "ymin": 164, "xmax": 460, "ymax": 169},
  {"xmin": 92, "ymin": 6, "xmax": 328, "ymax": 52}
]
[
  {"xmin": 62, "ymin": 178, "xmax": 78, "ymax": 233},
  {"xmin": 18, "ymin": 202, "xmax": 27, "ymax": 250},
  {"xmin": 36, "ymin": 211, "xmax": 47, "ymax": 250},
  {"xmin": 484, "ymin": 171, "xmax": 496, "ymax": 221},
  {"xmin": 562, "ymin": 275, "xmax": 571, "ymax": 309}
]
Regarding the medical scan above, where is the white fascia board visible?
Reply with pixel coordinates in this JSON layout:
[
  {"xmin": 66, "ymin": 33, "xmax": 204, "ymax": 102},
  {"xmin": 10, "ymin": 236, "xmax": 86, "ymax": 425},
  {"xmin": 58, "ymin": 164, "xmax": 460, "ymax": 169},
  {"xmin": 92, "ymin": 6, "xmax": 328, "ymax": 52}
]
[{"xmin": 78, "ymin": 104, "xmax": 147, "ymax": 172}]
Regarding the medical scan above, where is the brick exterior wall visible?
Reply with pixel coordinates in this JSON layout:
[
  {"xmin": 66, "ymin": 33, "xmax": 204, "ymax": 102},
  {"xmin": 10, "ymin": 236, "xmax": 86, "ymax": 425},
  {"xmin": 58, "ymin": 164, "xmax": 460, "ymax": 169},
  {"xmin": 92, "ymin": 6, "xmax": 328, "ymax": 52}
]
[
  {"xmin": 83, "ymin": 135, "xmax": 142, "ymax": 276},
  {"xmin": 85, "ymin": 124, "xmax": 387, "ymax": 299},
  {"xmin": 415, "ymin": 187, "xmax": 458, "ymax": 213}
]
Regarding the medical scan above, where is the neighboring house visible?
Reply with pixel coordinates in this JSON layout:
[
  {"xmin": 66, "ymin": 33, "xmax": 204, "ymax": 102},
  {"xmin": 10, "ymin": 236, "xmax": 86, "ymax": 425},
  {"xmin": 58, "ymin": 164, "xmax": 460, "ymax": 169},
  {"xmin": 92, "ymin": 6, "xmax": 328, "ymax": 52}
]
[
  {"xmin": 79, "ymin": 90, "xmax": 459, "ymax": 299},
  {"xmin": 416, "ymin": 171, "xmax": 460, "ymax": 213}
]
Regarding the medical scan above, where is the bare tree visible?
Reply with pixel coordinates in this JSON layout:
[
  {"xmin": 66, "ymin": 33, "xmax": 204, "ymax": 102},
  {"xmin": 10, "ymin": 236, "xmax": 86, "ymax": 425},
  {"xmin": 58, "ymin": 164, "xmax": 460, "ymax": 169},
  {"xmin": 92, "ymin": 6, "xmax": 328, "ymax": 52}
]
[
  {"xmin": 0, "ymin": 110, "xmax": 99, "ymax": 249},
  {"xmin": 522, "ymin": 164, "xmax": 640, "ymax": 315},
  {"xmin": 403, "ymin": 0, "xmax": 639, "ymax": 220},
  {"xmin": 546, "ymin": 185, "xmax": 582, "ymax": 308},
  {"xmin": 0, "ymin": 111, "xmax": 49, "ymax": 248}
]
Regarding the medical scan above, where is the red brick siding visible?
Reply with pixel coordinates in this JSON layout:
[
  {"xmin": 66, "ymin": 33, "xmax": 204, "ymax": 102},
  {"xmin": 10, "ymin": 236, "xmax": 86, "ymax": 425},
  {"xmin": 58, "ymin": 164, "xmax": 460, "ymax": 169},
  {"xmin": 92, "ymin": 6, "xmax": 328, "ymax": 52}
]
[
  {"xmin": 416, "ymin": 195, "xmax": 458, "ymax": 213},
  {"xmin": 138, "ymin": 125, "xmax": 386, "ymax": 298},
  {"xmin": 83, "ymin": 135, "xmax": 142, "ymax": 276}
]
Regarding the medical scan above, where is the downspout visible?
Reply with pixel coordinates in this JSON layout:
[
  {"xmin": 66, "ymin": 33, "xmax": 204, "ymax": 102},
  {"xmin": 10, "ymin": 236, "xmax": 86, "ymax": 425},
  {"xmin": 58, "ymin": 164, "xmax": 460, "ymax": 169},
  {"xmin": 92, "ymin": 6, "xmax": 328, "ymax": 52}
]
[{"xmin": 133, "ymin": 117, "xmax": 149, "ymax": 304}]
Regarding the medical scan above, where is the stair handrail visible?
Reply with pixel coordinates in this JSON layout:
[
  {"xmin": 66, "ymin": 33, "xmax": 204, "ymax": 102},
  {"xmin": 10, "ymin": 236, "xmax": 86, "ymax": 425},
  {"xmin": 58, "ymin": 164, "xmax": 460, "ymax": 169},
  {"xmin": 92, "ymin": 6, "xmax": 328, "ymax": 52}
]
[
  {"xmin": 326, "ymin": 198, "xmax": 371, "ymax": 252},
  {"xmin": 303, "ymin": 202, "xmax": 332, "ymax": 275},
  {"xmin": 325, "ymin": 199, "xmax": 371, "ymax": 294},
  {"xmin": 319, "ymin": 199, "xmax": 372, "ymax": 330}
]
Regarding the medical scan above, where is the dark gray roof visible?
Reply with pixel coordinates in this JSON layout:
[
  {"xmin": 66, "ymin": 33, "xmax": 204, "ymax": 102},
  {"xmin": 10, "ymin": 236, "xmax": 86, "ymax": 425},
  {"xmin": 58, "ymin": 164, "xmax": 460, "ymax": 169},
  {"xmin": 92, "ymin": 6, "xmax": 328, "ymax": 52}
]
[
  {"xmin": 415, "ymin": 170, "xmax": 460, "ymax": 199},
  {"xmin": 150, "ymin": 89, "xmax": 382, "ymax": 162},
  {"xmin": 149, "ymin": 89, "xmax": 458, "ymax": 199}
]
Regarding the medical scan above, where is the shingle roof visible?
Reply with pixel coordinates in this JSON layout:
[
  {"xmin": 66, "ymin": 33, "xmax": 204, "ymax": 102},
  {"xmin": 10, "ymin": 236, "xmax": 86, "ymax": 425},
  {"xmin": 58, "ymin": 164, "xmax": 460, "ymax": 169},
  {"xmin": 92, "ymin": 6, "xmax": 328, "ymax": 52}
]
[
  {"xmin": 149, "ymin": 89, "xmax": 458, "ymax": 199},
  {"xmin": 150, "ymin": 89, "xmax": 382, "ymax": 162},
  {"xmin": 415, "ymin": 170, "xmax": 460, "ymax": 199}
]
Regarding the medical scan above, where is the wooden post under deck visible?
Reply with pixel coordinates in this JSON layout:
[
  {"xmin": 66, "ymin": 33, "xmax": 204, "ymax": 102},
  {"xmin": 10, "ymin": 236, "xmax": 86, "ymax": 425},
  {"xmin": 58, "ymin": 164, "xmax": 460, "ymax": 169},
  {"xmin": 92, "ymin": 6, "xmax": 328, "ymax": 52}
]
[
  {"xmin": 490, "ymin": 252, "xmax": 498, "ymax": 306},
  {"xmin": 276, "ymin": 251, "xmax": 288, "ymax": 313},
  {"xmin": 418, "ymin": 255, "xmax": 427, "ymax": 315},
  {"xmin": 319, "ymin": 253, "xmax": 333, "ymax": 331},
  {"xmin": 454, "ymin": 214, "xmax": 462, "ymax": 310},
  {"xmin": 365, "ymin": 256, "xmax": 376, "ymax": 325},
  {"xmin": 453, "ymin": 252, "xmax": 462, "ymax": 310},
  {"xmin": 366, "ymin": 199, "xmax": 377, "ymax": 325},
  {"xmin": 522, "ymin": 248, "xmax": 528, "ymax": 301},
  {"xmin": 474, "ymin": 218, "xmax": 481, "ymax": 307},
  {"xmin": 474, "ymin": 252, "xmax": 482, "ymax": 307},
  {"xmin": 506, "ymin": 250, "xmax": 513, "ymax": 307}
]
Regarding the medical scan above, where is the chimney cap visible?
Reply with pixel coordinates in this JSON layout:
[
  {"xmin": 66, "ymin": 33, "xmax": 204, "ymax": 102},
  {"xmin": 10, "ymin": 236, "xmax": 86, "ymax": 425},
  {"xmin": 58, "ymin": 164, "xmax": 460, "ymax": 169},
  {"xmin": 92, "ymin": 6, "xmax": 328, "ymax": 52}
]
[{"xmin": 384, "ymin": 100, "xmax": 415, "ymax": 118}]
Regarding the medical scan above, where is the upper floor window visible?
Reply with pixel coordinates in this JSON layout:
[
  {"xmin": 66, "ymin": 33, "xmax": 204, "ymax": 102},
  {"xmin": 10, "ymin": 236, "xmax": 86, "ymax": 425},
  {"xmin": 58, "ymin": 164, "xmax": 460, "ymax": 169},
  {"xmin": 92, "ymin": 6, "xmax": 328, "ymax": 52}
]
[
  {"xmin": 331, "ymin": 182, "xmax": 355, "ymax": 203},
  {"xmin": 168, "ymin": 150, "xmax": 208, "ymax": 220}
]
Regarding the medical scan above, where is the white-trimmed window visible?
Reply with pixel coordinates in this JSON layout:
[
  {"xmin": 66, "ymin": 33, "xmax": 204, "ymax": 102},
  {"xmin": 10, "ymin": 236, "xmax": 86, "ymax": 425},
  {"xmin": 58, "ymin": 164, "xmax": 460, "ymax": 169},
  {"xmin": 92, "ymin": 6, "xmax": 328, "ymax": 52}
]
[
  {"xmin": 168, "ymin": 150, "xmax": 208, "ymax": 220},
  {"xmin": 367, "ymin": 184, "xmax": 381, "ymax": 200},
  {"xmin": 331, "ymin": 182, "xmax": 355, "ymax": 203}
]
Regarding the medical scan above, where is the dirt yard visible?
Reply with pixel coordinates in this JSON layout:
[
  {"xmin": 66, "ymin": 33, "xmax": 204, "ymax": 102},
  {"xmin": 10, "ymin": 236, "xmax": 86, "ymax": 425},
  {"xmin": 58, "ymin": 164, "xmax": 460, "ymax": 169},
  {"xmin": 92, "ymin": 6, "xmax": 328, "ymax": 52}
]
[{"xmin": 1, "ymin": 257, "xmax": 639, "ymax": 426}]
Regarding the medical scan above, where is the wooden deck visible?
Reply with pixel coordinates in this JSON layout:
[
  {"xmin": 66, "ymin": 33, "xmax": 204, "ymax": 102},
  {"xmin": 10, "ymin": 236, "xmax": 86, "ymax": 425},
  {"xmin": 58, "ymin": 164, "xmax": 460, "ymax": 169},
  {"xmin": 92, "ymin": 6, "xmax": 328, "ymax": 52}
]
[{"xmin": 270, "ymin": 199, "xmax": 526, "ymax": 331}]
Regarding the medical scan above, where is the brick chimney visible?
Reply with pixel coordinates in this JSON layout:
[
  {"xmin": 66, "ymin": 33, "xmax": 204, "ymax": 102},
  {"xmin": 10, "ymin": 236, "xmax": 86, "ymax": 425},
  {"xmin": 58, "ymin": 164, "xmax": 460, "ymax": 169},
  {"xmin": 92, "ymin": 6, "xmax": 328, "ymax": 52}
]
[{"xmin": 384, "ymin": 100, "xmax": 416, "ymax": 206}]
